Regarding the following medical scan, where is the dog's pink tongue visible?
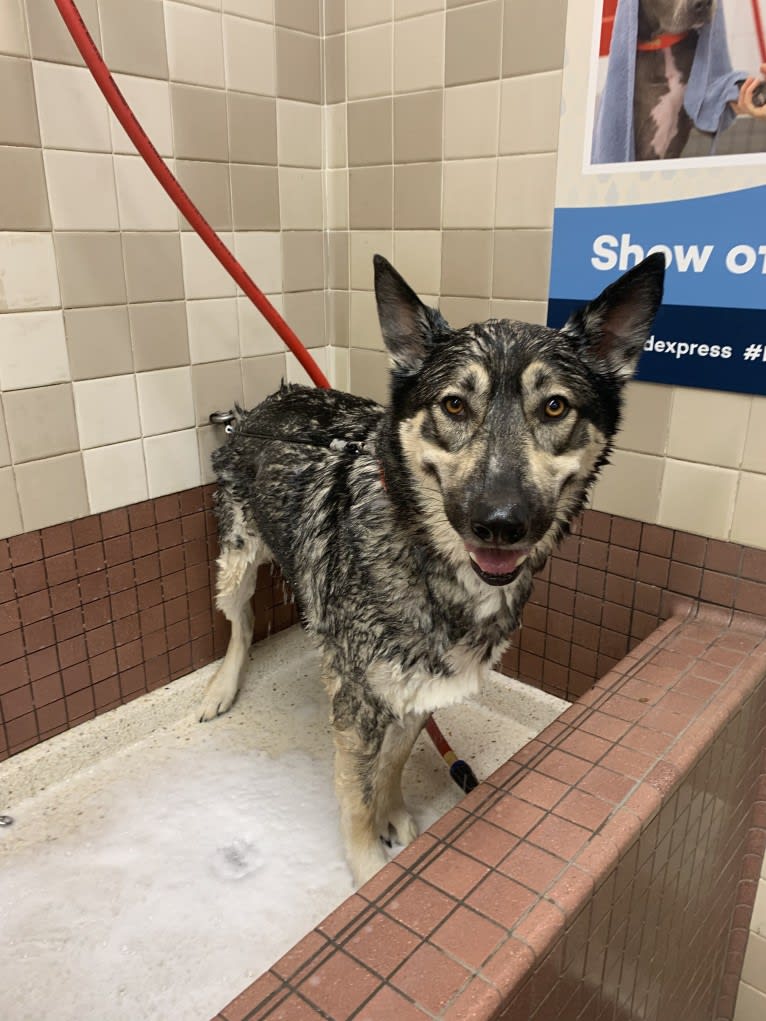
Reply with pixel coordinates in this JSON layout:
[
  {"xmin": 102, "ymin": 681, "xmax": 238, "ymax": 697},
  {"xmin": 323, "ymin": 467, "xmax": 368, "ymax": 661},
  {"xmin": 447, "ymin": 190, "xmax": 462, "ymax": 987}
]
[{"xmin": 469, "ymin": 548, "xmax": 524, "ymax": 576}]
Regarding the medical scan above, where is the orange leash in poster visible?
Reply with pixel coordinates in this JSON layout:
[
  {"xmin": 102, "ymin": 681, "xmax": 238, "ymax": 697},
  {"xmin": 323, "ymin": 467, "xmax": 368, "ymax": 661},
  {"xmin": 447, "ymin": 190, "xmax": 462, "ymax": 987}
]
[{"xmin": 53, "ymin": 0, "xmax": 478, "ymax": 794}]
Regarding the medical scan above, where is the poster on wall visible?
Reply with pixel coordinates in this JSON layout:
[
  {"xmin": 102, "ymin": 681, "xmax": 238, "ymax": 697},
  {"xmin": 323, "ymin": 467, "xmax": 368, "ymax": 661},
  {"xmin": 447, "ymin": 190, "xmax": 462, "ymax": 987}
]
[{"xmin": 548, "ymin": 0, "xmax": 766, "ymax": 397}]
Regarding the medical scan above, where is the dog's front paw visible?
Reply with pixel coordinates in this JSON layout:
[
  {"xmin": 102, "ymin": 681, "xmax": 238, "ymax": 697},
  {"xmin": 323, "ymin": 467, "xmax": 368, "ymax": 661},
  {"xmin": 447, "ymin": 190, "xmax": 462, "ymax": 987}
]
[
  {"xmin": 198, "ymin": 692, "xmax": 235, "ymax": 722},
  {"xmin": 350, "ymin": 841, "xmax": 389, "ymax": 888},
  {"xmin": 198, "ymin": 669, "xmax": 239, "ymax": 722},
  {"xmin": 389, "ymin": 808, "xmax": 419, "ymax": 848}
]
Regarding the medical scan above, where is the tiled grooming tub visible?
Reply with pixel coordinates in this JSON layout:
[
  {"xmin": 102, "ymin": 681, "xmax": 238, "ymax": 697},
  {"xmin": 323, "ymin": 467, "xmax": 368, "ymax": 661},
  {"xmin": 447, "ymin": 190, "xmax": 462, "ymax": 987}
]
[
  {"xmin": 1, "ymin": 1, "xmax": 765, "ymax": 1020},
  {"xmin": 210, "ymin": 513, "xmax": 766, "ymax": 1021}
]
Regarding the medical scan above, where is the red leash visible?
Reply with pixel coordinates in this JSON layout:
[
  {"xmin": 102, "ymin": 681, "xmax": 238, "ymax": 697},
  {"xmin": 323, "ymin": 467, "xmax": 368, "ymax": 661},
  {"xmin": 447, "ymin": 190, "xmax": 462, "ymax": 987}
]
[{"xmin": 54, "ymin": 0, "xmax": 477, "ymax": 794}]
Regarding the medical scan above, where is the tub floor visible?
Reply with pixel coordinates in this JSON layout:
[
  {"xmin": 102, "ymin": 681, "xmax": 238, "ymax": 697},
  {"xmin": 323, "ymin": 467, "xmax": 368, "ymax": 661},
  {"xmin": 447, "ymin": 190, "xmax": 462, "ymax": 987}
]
[{"xmin": 0, "ymin": 626, "xmax": 566, "ymax": 1021}]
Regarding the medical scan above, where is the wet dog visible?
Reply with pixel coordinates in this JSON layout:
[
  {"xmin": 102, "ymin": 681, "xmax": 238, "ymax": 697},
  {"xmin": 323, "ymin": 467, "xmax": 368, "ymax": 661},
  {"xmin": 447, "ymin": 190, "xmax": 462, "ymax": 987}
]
[
  {"xmin": 634, "ymin": 0, "xmax": 766, "ymax": 159},
  {"xmin": 199, "ymin": 253, "xmax": 665, "ymax": 885}
]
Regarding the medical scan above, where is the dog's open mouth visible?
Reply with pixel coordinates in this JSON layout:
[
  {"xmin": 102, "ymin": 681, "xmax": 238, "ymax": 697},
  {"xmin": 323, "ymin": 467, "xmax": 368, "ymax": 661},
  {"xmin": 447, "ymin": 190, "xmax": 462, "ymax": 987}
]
[{"xmin": 466, "ymin": 546, "xmax": 528, "ymax": 586}]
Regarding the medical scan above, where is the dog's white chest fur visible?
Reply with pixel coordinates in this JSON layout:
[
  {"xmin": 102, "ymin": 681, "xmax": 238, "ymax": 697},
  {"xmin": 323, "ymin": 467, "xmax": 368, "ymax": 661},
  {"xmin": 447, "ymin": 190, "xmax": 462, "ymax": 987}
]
[
  {"xmin": 650, "ymin": 47, "xmax": 687, "ymax": 157},
  {"xmin": 368, "ymin": 645, "xmax": 494, "ymax": 719},
  {"xmin": 364, "ymin": 562, "xmax": 513, "ymax": 719}
]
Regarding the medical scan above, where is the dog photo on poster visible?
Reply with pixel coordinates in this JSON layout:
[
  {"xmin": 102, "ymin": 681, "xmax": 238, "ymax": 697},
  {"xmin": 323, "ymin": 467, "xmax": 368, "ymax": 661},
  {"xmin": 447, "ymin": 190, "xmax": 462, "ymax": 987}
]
[{"xmin": 548, "ymin": 0, "xmax": 766, "ymax": 397}]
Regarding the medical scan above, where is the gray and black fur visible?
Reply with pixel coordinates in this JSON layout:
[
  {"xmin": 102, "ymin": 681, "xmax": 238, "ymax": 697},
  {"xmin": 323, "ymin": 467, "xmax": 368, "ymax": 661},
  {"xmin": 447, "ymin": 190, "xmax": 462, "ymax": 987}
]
[{"xmin": 200, "ymin": 253, "xmax": 665, "ymax": 885}]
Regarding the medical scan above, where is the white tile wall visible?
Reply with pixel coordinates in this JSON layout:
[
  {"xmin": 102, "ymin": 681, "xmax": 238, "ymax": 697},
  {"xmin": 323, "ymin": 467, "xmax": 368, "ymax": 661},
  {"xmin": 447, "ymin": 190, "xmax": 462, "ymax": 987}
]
[
  {"xmin": 73, "ymin": 376, "xmax": 141, "ymax": 449},
  {"xmin": 442, "ymin": 159, "xmax": 497, "ymax": 228},
  {"xmin": 237, "ymin": 293, "xmax": 287, "ymax": 357},
  {"xmin": 44, "ymin": 150, "xmax": 120, "ymax": 230},
  {"xmin": 279, "ymin": 168, "xmax": 324, "ymax": 229},
  {"xmin": 0, "ymin": 311, "xmax": 70, "ymax": 389},
  {"xmin": 444, "ymin": 82, "xmax": 500, "ymax": 160},
  {"xmin": 325, "ymin": 169, "xmax": 349, "ymax": 230},
  {"xmin": 277, "ymin": 100, "xmax": 323, "ymax": 169},
  {"xmin": 114, "ymin": 155, "xmax": 179, "ymax": 231},
  {"xmin": 143, "ymin": 428, "xmax": 201, "ymax": 496},
  {"xmin": 737, "ymin": 848, "xmax": 766, "ymax": 1020},
  {"xmin": 109, "ymin": 75, "xmax": 174, "ymax": 156},
  {"xmin": 233, "ymin": 231, "xmax": 283, "ymax": 294},
  {"xmin": 165, "ymin": 2, "xmax": 225, "ymax": 88},
  {"xmin": 734, "ymin": 983, "xmax": 766, "ymax": 1021},
  {"xmin": 742, "ymin": 400, "xmax": 766, "ymax": 473},
  {"xmin": 0, "ymin": 0, "xmax": 28, "ymax": 56},
  {"xmin": 731, "ymin": 473, "xmax": 766, "ymax": 547},
  {"xmin": 0, "ymin": 466, "xmax": 22, "ymax": 537},
  {"xmin": 500, "ymin": 72, "xmax": 562, "ymax": 154},
  {"xmin": 285, "ymin": 345, "xmax": 330, "ymax": 387},
  {"xmin": 181, "ymin": 232, "xmax": 237, "ymax": 299},
  {"xmin": 349, "ymin": 0, "xmax": 393, "ymax": 31},
  {"xmin": 495, "ymin": 154, "xmax": 557, "ymax": 229},
  {"xmin": 347, "ymin": 24, "xmax": 393, "ymax": 99},
  {"xmin": 350, "ymin": 231, "xmax": 392, "ymax": 290},
  {"xmin": 223, "ymin": 0, "xmax": 273, "ymax": 19},
  {"xmin": 590, "ymin": 449, "xmax": 665, "ymax": 523},
  {"xmin": 187, "ymin": 298, "xmax": 239, "ymax": 363},
  {"xmin": 0, "ymin": 233, "xmax": 60, "ymax": 310},
  {"xmin": 658, "ymin": 460, "xmax": 739, "ymax": 539},
  {"xmin": 0, "ymin": 1, "xmax": 319, "ymax": 535},
  {"xmin": 136, "ymin": 367, "xmax": 195, "ymax": 436},
  {"xmin": 83, "ymin": 438, "xmax": 148, "ymax": 512},
  {"xmin": 222, "ymin": 14, "xmax": 275, "ymax": 94},
  {"xmin": 393, "ymin": 11, "xmax": 444, "ymax": 93},
  {"xmin": 393, "ymin": 231, "xmax": 442, "ymax": 295},
  {"xmin": 33, "ymin": 62, "xmax": 111, "ymax": 151},
  {"xmin": 325, "ymin": 103, "xmax": 347, "ymax": 169},
  {"xmin": 667, "ymin": 389, "xmax": 751, "ymax": 469},
  {"xmin": 751, "ymin": 878, "xmax": 766, "ymax": 939}
]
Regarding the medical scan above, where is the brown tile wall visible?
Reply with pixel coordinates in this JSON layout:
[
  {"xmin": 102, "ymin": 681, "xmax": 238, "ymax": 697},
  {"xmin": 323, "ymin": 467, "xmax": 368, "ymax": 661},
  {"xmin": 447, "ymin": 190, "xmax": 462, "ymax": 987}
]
[
  {"xmin": 0, "ymin": 484, "xmax": 297, "ymax": 761},
  {"xmin": 2, "ymin": 489, "xmax": 766, "ymax": 763},
  {"xmin": 502, "ymin": 510, "xmax": 766, "ymax": 703},
  {"xmin": 213, "ymin": 610, "xmax": 766, "ymax": 1021}
]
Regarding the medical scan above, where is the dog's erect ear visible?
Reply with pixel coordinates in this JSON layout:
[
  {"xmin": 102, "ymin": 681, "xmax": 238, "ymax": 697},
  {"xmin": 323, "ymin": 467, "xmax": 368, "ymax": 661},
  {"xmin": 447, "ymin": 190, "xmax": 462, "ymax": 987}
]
[
  {"xmin": 562, "ymin": 254, "xmax": 665, "ymax": 380},
  {"xmin": 374, "ymin": 254, "xmax": 444, "ymax": 373}
]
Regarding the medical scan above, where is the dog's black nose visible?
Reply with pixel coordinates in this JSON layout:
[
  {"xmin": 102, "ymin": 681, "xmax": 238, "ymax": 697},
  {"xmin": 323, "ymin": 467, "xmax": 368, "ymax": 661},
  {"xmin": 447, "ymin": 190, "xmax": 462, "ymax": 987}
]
[
  {"xmin": 470, "ymin": 508, "xmax": 528, "ymax": 546},
  {"xmin": 691, "ymin": 0, "xmax": 712, "ymax": 14}
]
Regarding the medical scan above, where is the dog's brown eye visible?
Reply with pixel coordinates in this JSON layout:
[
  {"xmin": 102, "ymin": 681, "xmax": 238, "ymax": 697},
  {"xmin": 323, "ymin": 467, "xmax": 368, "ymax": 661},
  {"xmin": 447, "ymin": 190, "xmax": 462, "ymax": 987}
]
[
  {"xmin": 544, "ymin": 396, "xmax": 569, "ymax": 419},
  {"xmin": 442, "ymin": 396, "xmax": 465, "ymax": 416}
]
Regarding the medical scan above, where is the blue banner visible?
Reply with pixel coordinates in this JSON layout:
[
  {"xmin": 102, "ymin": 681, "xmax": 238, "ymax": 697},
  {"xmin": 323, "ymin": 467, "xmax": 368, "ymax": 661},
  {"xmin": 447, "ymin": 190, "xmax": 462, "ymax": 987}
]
[
  {"xmin": 549, "ymin": 300, "xmax": 766, "ymax": 396},
  {"xmin": 548, "ymin": 186, "xmax": 766, "ymax": 395}
]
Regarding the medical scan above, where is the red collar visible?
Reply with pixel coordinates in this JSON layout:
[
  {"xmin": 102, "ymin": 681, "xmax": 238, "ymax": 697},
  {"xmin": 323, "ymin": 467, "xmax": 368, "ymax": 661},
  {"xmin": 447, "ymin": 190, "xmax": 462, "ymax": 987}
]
[{"xmin": 637, "ymin": 30, "xmax": 690, "ymax": 51}]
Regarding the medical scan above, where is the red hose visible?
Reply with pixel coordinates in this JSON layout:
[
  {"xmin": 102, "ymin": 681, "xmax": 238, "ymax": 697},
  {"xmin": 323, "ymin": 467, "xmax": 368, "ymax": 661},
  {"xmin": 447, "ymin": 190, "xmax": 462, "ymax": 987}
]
[
  {"xmin": 54, "ymin": 0, "xmax": 473, "ymax": 786},
  {"xmin": 425, "ymin": 717, "xmax": 452, "ymax": 759},
  {"xmin": 753, "ymin": 0, "xmax": 766, "ymax": 64},
  {"xmin": 52, "ymin": 0, "xmax": 329, "ymax": 390}
]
